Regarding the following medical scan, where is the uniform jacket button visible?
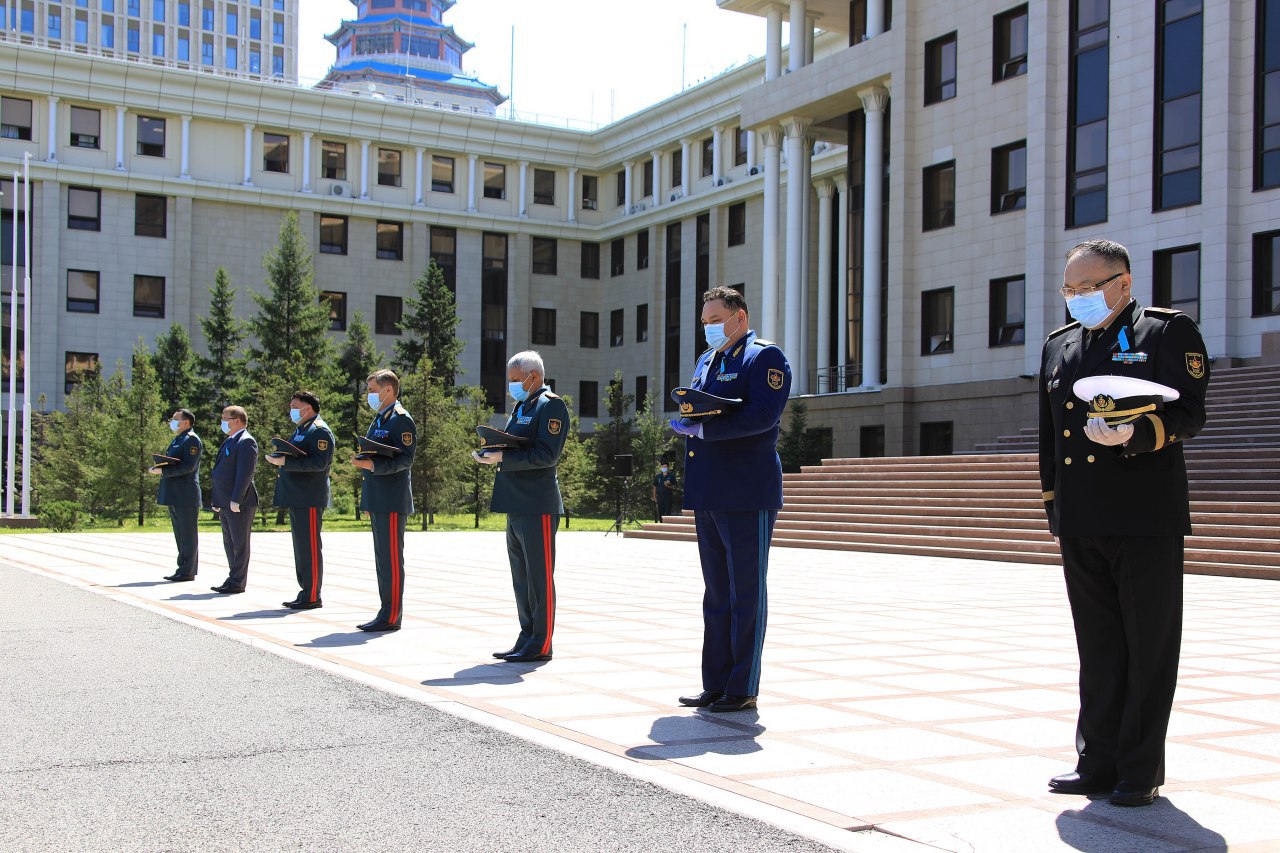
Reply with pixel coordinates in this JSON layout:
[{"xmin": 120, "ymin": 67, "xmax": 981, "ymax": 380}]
[
  {"xmin": 688, "ymin": 451, "xmax": 695, "ymax": 457},
  {"xmin": 1087, "ymin": 455, "xmax": 1096, "ymax": 463},
  {"xmin": 1063, "ymin": 429, "xmax": 1071, "ymax": 438},
  {"xmin": 1066, "ymin": 401, "xmax": 1074, "ymax": 410},
  {"xmin": 1065, "ymin": 457, "xmax": 1073, "ymax": 465}
]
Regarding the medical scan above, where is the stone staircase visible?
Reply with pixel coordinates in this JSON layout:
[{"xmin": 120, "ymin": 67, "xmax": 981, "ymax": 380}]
[{"xmin": 626, "ymin": 364, "xmax": 1280, "ymax": 580}]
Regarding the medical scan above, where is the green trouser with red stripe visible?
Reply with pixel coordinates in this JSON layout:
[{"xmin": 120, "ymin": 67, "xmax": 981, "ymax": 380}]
[
  {"xmin": 370, "ymin": 511, "xmax": 406, "ymax": 627},
  {"xmin": 506, "ymin": 513, "xmax": 557, "ymax": 656},
  {"xmin": 288, "ymin": 507, "xmax": 324, "ymax": 603}
]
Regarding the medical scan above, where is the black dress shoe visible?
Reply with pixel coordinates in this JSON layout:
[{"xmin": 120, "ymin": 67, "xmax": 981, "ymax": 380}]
[
  {"xmin": 1048, "ymin": 771, "xmax": 1117, "ymax": 795},
  {"xmin": 492, "ymin": 645, "xmax": 523, "ymax": 659},
  {"xmin": 164, "ymin": 574, "xmax": 195, "ymax": 582},
  {"xmin": 211, "ymin": 585, "xmax": 246, "ymax": 594},
  {"xmin": 708, "ymin": 694, "xmax": 757, "ymax": 713},
  {"xmin": 358, "ymin": 621, "xmax": 400, "ymax": 633},
  {"xmin": 283, "ymin": 599, "xmax": 322, "ymax": 610},
  {"xmin": 678, "ymin": 690, "xmax": 723, "ymax": 708},
  {"xmin": 502, "ymin": 650, "xmax": 552, "ymax": 662},
  {"xmin": 1110, "ymin": 782, "xmax": 1158, "ymax": 807}
]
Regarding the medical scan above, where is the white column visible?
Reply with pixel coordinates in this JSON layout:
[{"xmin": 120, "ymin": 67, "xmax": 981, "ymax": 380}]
[
  {"xmin": 835, "ymin": 175, "xmax": 850, "ymax": 389},
  {"xmin": 567, "ymin": 166, "xmax": 577, "ymax": 222},
  {"xmin": 115, "ymin": 106, "xmax": 126, "ymax": 170},
  {"xmin": 45, "ymin": 96, "xmax": 58, "ymax": 162},
  {"xmin": 788, "ymin": 1, "xmax": 807, "ymax": 73},
  {"xmin": 746, "ymin": 130, "xmax": 757, "ymax": 172},
  {"xmin": 798, "ymin": 130, "xmax": 813, "ymax": 394},
  {"xmin": 761, "ymin": 126, "xmax": 783, "ymax": 340},
  {"xmin": 860, "ymin": 87, "xmax": 888, "ymax": 390},
  {"xmin": 467, "ymin": 153, "xmax": 477, "ymax": 211},
  {"xmin": 414, "ymin": 147, "xmax": 425, "ymax": 204},
  {"xmin": 242, "ymin": 123, "xmax": 254, "ymax": 186},
  {"xmin": 806, "ymin": 15, "xmax": 816, "ymax": 65},
  {"xmin": 360, "ymin": 140, "xmax": 371, "ymax": 199},
  {"xmin": 815, "ymin": 180, "xmax": 834, "ymax": 393},
  {"xmin": 651, "ymin": 151, "xmax": 662, "ymax": 206},
  {"xmin": 866, "ymin": 0, "xmax": 885, "ymax": 39},
  {"xmin": 782, "ymin": 116, "xmax": 811, "ymax": 394},
  {"xmin": 518, "ymin": 160, "xmax": 529, "ymax": 217},
  {"xmin": 181, "ymin": 116, "xmax": 193, "ymax": 180},
  {"xmin": 680, "ymin": 138, "xmax": 692, "ymax": 198},
  {"xmin": 765, "ymin": 5, "xmax": 783, "ymax": 81},
  {"xmin": 623, "ymin": 159, "xmax": 634, "ymax": 213},
  {"xmin": 712, "ymin": 125, "xmax": 724, "ymax": 184}
]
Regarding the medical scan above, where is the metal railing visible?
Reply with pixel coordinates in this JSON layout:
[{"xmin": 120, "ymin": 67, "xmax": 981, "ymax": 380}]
[{"xmin": 809, "ymin": 363, "xmax": 864, "ymax": 395}]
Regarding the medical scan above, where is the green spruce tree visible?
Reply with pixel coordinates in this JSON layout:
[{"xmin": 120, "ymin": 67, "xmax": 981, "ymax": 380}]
[
  {"xmin": 394, "ymin": 259, "xmax": 463, "ymax": 385},
  {"xmin": 195, "ymin": 267, "xmax": 247, "ymax": 426},
  {"xmin": 777, "ymin": 400, "xmax": 814, "ymax": 474},
  {"xmin": 401, "ymin": 356, "xmax": 469, "ymax": 529},
  {"xmin": 458, "ymin": 386, "xmax": 496, "ymax": 528},
  {"xmin": 334, "ymin": 311, "xmax": 383, "ymax": 518},
  {"xmin": 153, "ymin": 322, "xmax": 197, "ymax": 411},
  {"xmin": 247, "ymin": 211, "xmax": 332, "ymax": 381},
  {"xmin": 110, "ymin": 341, "xmax": 170, "ymax": 526}
]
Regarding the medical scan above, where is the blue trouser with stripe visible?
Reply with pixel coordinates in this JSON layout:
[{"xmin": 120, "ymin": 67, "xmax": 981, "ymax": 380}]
[{"xmin": 694, "ymin": 509, "xmax": 777, "ymax": 697}]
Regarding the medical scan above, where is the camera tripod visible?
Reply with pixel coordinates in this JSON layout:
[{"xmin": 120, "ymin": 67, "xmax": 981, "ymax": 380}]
[{"xmin": 606, "ymin": 475, "xmax": 638, "ymax": 536}]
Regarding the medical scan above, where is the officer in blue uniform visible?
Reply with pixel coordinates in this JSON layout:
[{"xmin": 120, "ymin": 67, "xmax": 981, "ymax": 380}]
[
  {"xmin": 1041, "ymin": 239, "xmax": 1209, "ymax": 808},
  {"xmin": 351, "ymin": 369, "xmax": 416, "ymax": 632},
  {"xmin": 652, "ymin": 457, "xmax": 678, "ymax": 521},
  {"xmin": 151, "ymin": 408, "xmax": 203, "ymax": 582},
  {"xmin": 210, "ymin": 405, "xmax": 258, "ymax": 594},
  {"xmin": 473, "ymin": 351, "xmax": 569, "ymax": 663},
  {"xmin": 266, "ymin": 391, "xmax": 335, "ymax": 610},
  {"xmin": 670, "ymin": 286, "xmax": 791, "ymax": 713}
]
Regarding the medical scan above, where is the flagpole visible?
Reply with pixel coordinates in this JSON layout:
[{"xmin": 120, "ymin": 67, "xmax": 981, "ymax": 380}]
[
  {"xmin": 5, "ymin": 168, "xmax": 17, "ymax": 516},
  {"xmin": 20, "ymin": 151, "xmax": 31, "ymax": 517}
]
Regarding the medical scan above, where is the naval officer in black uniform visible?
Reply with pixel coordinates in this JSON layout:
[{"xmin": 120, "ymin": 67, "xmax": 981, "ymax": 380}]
[
  {"xmin": 1041, "ymin": 239, "xmax": 1209, "ymax": 807},
  {"xmin": 473, "ymin": 351, "xmax": 569, "ymax": 663},
  {"xmin": 151, "ymin": 408, "xmax": 203, "ymax": 582},
  {"xmin": 670, "ymin": 286, "xmax": 791, "ymax": 713},
  {"xmin": 351, "ymin": 369, "xmax": 416, "ymax": 632},
  {"xmin": 266, "ymin": 391, "xmax": 334, "ymax": 610}
]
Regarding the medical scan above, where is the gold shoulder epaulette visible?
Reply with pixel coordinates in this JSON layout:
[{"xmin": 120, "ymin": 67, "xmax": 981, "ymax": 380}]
[
  {"xmin": 752, "ymin": 338, "xmax": 777, "ymax": 347},
  {"xmin": 1144, "ymin": 306, "xmax": 1181, "ymax": 316},
  {"xmin": 1047, "ymin": 321, "xmax": 1080, "ymax": 340},
  {"xmin": 393, "ymin": 403, "xmax": 409, "ymax": 416},
  {"xmin": 544, "ymin": 391, "xmax": 559, "ymax": 399}
]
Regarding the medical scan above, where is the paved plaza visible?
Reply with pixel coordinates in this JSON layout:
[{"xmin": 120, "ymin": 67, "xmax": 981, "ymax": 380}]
[{"xmin": 3, "ymin": 529, "xmax": 1279, "ymax": 851}]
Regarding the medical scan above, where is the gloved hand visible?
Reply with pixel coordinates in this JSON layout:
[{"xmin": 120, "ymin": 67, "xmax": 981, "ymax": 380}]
[
  {"xmin": 668, "ymin": 419, "xmax": 703, "ymax": 438},
  {"xmin": 472, "ymin": 450, "xmax": 502, "ymax": 465},
  {"xmin": 1084, "ymin": 417, "xmax": 1133, "ymax": 447}
]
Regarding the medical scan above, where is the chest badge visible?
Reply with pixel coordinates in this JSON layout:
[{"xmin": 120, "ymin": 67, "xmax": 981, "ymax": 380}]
[
  {"xmin": 548, "ymin": 418, "xmax": 562, "ymax": 435},
  {"xmin": 1186, "ymin": 352, "xmax": 1205, "ymax": 379},
  {"xmin": 516, "ymin": 416, "xmax": 533, "ymax": 425},
  {"xmin": 767, "ymin": 369, "xmax": 784, "ymax": 390},
  {"xmin": 1111, "ymin": 352, "xmax": 1148, "ymax": 364}
]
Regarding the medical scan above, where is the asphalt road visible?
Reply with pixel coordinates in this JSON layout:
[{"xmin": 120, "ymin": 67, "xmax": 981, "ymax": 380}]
[{"xmin": 0, "ymin": 564, "xmax": 833, "ymax": 852}]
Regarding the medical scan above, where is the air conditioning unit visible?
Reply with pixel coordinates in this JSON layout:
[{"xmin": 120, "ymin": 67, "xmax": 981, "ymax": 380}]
[
  {"xmin": 328, "ymin": 182, "xmax": 352, "ymax": 197},
  {"xmin": 669, "ymin": 191, "xmax": 682, "ymax": 202},
  {"xmin": 749, "ymin": 166, "xmax": 761, "ymax": 176},
  {"xmin": 582, "ymin": 199, "xmax": 598, "ymax": 210}
]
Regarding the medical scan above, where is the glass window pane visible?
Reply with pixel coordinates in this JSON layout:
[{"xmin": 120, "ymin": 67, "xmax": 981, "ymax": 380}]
[
  {"xmin": 1074, "ymin": 49, "xmax": 1109, "ymax": 124},
  {"xmin": 1076, "ymin": 0, "xmax": 1109, "ymax": 30},
  {"xmin": 1163, "ymin": 144, "xmax": 1200, "ymax": 173},
  {"xmin": 1162, "ymin": 15, "xmax": 1203, "ymax": 99},
  {"xmin": 1075, "ymin": 120, "xmax": 1109, "ymax": 171},
  {"xmin": 1162, "ymin": 94, "xmax": 1201, "ymax": 150}
]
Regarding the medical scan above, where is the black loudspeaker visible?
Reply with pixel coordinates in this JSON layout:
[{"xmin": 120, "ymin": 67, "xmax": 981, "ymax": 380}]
[{"xmin": 612, "ymin": 454, "xmax": 633, "ymax": 477}]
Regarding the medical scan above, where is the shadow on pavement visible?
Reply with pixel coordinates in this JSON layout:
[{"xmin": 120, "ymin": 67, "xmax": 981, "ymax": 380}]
[
  {"xmin": 296, "ymin": 631, "xmax": 385, "ymax": 648},
  {"xmin": 1057, "ymin": 795, "xmax": 1226, "ymax": 851},
  {"xmin": 221, "ymin": 609, "xmax": 292, "ymax": 621},
  {"xmin": 423, "ymin": 661, "xmax": 550, "ymax": 687},
  {"xmin": 623, "ymin": 714, "xmax": 766, "ymax": 760},
  {"xmin": 167, "ymin": 592, "xmax": 225, "ymax": 601},
  {"xmin": 114, "ymin": 581, "xmax": 180, "ymax": 588}
]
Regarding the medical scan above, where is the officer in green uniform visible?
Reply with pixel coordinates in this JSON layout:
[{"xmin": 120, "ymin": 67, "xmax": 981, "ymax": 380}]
[
  {"xmin": 266, "ymin": 391, "xmax": 334, "ymax": 610},
  {"xmin": 150, "ymin": 408, "xmax": 203, "ymax": 582},
  {"xmin": 473, "ymin": 350, "xmax": 569, "ymax": 663},
  {"xmin": 351, "ymin": 369, "xmax": 416, "ymax": 632}
]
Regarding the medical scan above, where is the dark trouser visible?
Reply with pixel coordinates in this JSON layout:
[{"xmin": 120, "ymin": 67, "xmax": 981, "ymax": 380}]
[
  {"xmin": 505, "ymin": 513, "xmax": 557, "ymax": 656},
  {"xmin": 1060, "ymin": 535, "xmax": 1184, "ymax": 787},
  {"xmin": 694, "ymin": 509, "xmax": 777, "ymax": 697},
  {"xmin": 369, "ymin": 511, "xmax": 406, "ymax": 626},
  {"xmin": 219, "ymin": 506, "xmax": 254, "ymax": 588},
  {"xmin": 656, "ymin": 493, "xmax": 672, "ymax": 521},
  {"xmin": 289, "ymin": 506, "xmax": 324, "ymax": 603},
  {"xmin": 167, "ymin": 505, "xmax": 199, "ymax": 578}
]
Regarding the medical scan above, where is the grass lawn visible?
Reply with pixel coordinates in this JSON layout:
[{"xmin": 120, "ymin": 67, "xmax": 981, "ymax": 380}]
[{"xmin": 0, "ymin": 512, "xmax": 633, "ymax": 535}]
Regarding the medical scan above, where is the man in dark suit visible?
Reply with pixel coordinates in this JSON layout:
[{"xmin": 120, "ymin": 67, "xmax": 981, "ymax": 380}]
[
  {"xmin": 266, "ymin": 391, "xmax": 334, "ymax": 610},
  {"xmin": 351, "ymin": 369, "xmax": 416, "ymax": 632},
  {"xmin": 1041, "ymin": 239, "xmax": 1210, "ymax": 807},
  {"xmin": 210, "ymin": 405, "xmax": 259, "ymax": 594},
  {"xmin": 669, "ymin": 286, "xmax": 791, "ymax": 713},
  {"xmin": 150, "ymin": 408, "xmax": 203, "ymax": 582},
  {"xmin": 473, "ymin": 350, "xmax": 569, "ymax": 663}
]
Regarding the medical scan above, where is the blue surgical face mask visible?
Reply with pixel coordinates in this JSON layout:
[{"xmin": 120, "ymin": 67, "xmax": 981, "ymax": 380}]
[
  {"xmin": 289, "ymin": 408, "xmax": 302, "ymax": 424},
  {"xmin": 367, "ymin": 392, "xmax": 383, "ymax": 411},
  {"xmin": 703, "ymin": 312, "xmax": 743, "ymax": 351},
  {"xmin": 220, "ymin": 420, "xmax": 232, "ymax": 435},
  {"xmin": 169, "ymin": 419, "xmax": 181, "ymax": 432},
  {"xmin": 509, "ymin": 380, "xmax": 529, "ymax": 403},
  {"xmin": 1065, "ymin": 291, "xmax": 1114, "ymax": 329}
]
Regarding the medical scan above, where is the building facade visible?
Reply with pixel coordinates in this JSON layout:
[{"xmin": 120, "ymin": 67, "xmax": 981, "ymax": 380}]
[{"xmin": 1, "ymin": 0, "xmax": 1278, "ymax": 457}]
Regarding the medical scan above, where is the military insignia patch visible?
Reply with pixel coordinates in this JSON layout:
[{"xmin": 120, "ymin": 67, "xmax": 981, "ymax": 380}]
[
  {"xmin": 767, "ymin": 368, "xmax": 784, "ymax": 390},
  {"xmin": 317, "ymin": 439, "xmax": 328, "ymax": 451},
  {"xmin": 680, "ymin": 402, "xmax": 694, "ymax": 414},
  {"xmin": 401, "ymin": 432, "xmax": 413, "ymax": 446},
  {"xmin": 1092, "ymin": 394, "xmax": 1117, "ymax": 412},
  {"xmin": 1185, "ymin": 352, "xmax": 1205, "ymax": 379},
  {"xmin": 548, "ymin": 419, "xmax": 562, "ymax": 435},
  {"xmin": 189, "ymin": 446, "xmax": 198, "ymax": 455}
]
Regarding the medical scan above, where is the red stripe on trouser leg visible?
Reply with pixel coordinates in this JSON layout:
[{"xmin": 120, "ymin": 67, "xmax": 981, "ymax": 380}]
[
  {"xmin": 309, "ymin": 508, "xmax": 319, "ymax": 602},
  {"xmin": 540, "ymin": 514, "xmax": 554, "ymax": 655},
  {"xmin": 389, "ymin": 512, "xmax": 400, "ymax": 624}
]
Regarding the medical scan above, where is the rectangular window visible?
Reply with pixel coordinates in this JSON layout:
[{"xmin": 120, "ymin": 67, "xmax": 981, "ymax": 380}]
[
  {"xmin": 920, "ymin": 422, "xmax": 954, "ymax": 456},
  {"xmin": 534, "ymin": 168, "xmax": 555, "ymax": 205},
  {"xmin": 923, "ymin": 161, "xmax": 956, "ymax": 231},
  {"xmin": 671, "ymin": 148, "xmax": 683, "ymax": 187},
  {"xmin": 177, "ymin": 35, "xmax": 190, "ymax": 61},
  {"xmin": 860, "ymin": 425, "xmax": 886, "ymax": 458},
  {"xmin": 728, "ymin": 202, "xmax": 747, "ymax": 246},
  {"xmin": 201, "ymin": 39, "xmax": 213, "ymax": 64},
  {"xmin": 431, "ymin": 155, "xmax": 454, "ymax": 193},
  {"xmin": 272, "ymin": 53, "xmax": 284, "ymax": 77},
  {"xmin": 133, "ymin": 274, "xmax": 165, "ymax": 318},
  {"xmin": 924, "ymin": 32, "xmax": 958, "ymax": 104},
  {"xmin": 65, "ymin": 352, "xmax": 98, "ymax": 394},
  {"xmin": 921, "ymin": 287, "xmax": 955, "ymax": 354},
  {"xmin": 430, "ymin": 226, "xmax": 457, "ymax": 293},
  {"xmin": 226, "ymin": 9, "xmax": 237, "ymax": 32},
  {"xmin": 0, "ymin": 96, "xmax": 33, "ymax": 141},
  {"xmin": 321, "ymin": 141, "xmax": 346, "ymax": 180},
  {"xmin": 202, "ymin": 6, "xmax": 214, "ymax": 30},
  {"xmin": 375, "ymin": 295, "xmax": 403, "ymax": 335},
  {"xmin": 483, "ymin": 162, "xmax": 505, "ymax": 199},
  {"xmin": 69, "ymin": 106, "xmax": 100, "ymax": 149},
  {"xmin": 102, "ymin": 21, "xmax": 115, "ymax": 48},
  {"xmin": 1155, "ymin": 0, "xmax": 1202, "ymax": 209},
  {"xmin": 152, "ymin": 32, "xmax": 165, "ymax": 57},
  {"xmin": 580, "ymin": 242, "xmax": 600, "ymax": 279},
  {"xmin": 615, "ymin": 169, "xmax": 626, "ymax": 206},
  {"xmin": 263, "ymin": 132, "xmax": 289, "ymax": 173},
  {"xmin": 695, "ymin": 214, "xmax": 711, "ymax": 352},
  {"xmin": 531, "ymin": 307, "xmax": 556, "ymax": 345},
  {"xmin": 664, "ymin": 222, "xmax": 682, "ymax": 410},
  {"xmin": 642, "ymin": 159, "xmax": 654, "ymax": 198},
  {"xmin": 582, "ymin": 174, "xmax": 598, "ymax": 210},
  {"xmin": 378, "ymin": 148, "xmax": 402, "ymax": 187},
  {"xmin": 989, "ymin": 275, "xmax": 1026, "ymax": 347},
  {"xmin": 137, "ymin": 115, "xmax": 165, "ymax": 157},
  {"xmin": 67, "ymin": 187, "xmax": 100, "ymax": 231},
  {"xmin": 701, "ymin": 137, "xmax": 714, "ymax": 177},
  {"xmin": 611, "ymin": 238, "xmax": 625, "ymax": 277},
  {"xmin": 225, "ymin": 43, "xmax": 237, "ymax": 69},
  {"xmin": 66, "ymin": 270, "xmax": 99, "ymax": 313},
  {"xmin": 580, "ymin": 311, "xmax": 599, "ymax": 348},
  {"xmin": 273, "ymin": 20, "xmax": 284, "ymax": 45},
  {"xmin": 636, "ymin": 303, "xmax": 649, "ymax": 343},
  {"xmin": 1259, "ymin": 0, "xmax": 1280, "ymax": 188},
  {"xmin": 991, "ymin": 141, "xmax": 1027, "ymax": 213},
  {"xmin": 578, "ymin": 380, "xmax": 599, "ymax": 418},
  {"xmin": 735, "ymin": 128, "xmax": 748, "ymax": 166},
  {"xmin": 532, "ymin": 236, "xmax": 557, "ymax": 275},
  {"xmin": 376, "ymin": 221, "xmax": 404, "ymax": 261},
  {"xmin": 48, "ymin": 10, "xmax": 61, "ymax": 40},
  {"xmin": 75, "ymin": 15, "xmax": 89, "ymax": 45},
  {"xmin": 319, "ymin": 214, "xmax": 348, "ymax": 255},
  {"xmin": 153, "ymin": 0, "xmax": 165, "ymax": 21},
  {"xmin": 1254, "ymin": 229, "xmax": 1280, "ymax": 316},
  {"xmin": 1067, "ymin": 0, "xmax": 1110, "ymax": 227},
  {"xmin": 135, "ymin": 194, "xmax": 167, "ymax": 238},
  {"xmin": 481, "ymin": 233, "xmax": 509, "ymax": 408},
  {"xmin": 179, "ymin": 2, "xmax": 190, "ymax": 26},
  {"xmin": 1153, "ymin": 244, "xmax": 1201, "ymax": 321},
  {"xmin": 994, "ymin": 5, "xmax": 1029, "ymax": 81},
  {"xmin": 610, "ymin": 308, "xmax": 624, "ymax": 347},
  {"xmin": 249, "ymin": 16, "xmax": 260, "ymax": 39},
  {"xmin": 321, "ymin": 291, "xmax": 347, "ymax": 331},
  {"xmin": 127, "ymin": 25, "xmax": 140, "ymax": 53},
  {"xmin": 637, "ymin": 230, "xmax": 650, "ymax": 270},
  {"xmin": 635, "ymin": 375, "xmax": 648, "ymax": 410}
]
